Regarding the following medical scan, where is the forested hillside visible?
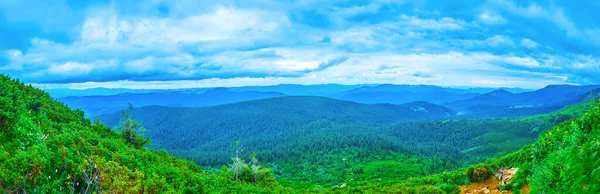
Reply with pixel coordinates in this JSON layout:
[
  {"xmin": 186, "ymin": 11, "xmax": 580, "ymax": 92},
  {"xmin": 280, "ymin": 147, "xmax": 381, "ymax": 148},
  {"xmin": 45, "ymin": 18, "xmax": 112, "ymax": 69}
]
[
  {"xmin": 97, "ymin": 95, "xmax": 596, "ymax": 190},
  {"xmin": 0, "ymin": 75, "xmax": 288, "ymax": 193},
  {"xmin": 332, "ymin": 99, "xmax": 600, "ymax": 193}
]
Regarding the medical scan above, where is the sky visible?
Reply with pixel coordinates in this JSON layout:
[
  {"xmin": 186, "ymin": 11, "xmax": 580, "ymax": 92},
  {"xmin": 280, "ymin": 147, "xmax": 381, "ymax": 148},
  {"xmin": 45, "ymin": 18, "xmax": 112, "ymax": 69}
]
[{"xmin": 1, "ymin": 0, "xmax": 599, "ymax": 89}]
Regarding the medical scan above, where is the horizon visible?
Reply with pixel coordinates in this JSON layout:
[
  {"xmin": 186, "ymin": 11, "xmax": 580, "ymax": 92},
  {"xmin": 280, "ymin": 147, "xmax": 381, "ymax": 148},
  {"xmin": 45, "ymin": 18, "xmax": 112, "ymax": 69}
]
[
  {"xmin": 2, "ymin": 1, "xmax": 600, "ymax": 89},
  {"xmin": 36, "ymin": 82, "xmax": 600, "ymax": 92}
]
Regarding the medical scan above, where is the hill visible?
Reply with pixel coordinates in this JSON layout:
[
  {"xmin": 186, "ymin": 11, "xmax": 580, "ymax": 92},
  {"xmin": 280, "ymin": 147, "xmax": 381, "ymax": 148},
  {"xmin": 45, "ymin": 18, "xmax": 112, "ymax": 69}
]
[
  {"xmin": 58, "ymin": 88, "xmax": 286, "ymax": 117},
  {"xmin": 97, "ymin": 96, "xmax": 457, "ymax": 153},
  {"xmin": 96, "ymin": 95, "xmax": 597, "ymax": 190},
  {"xmin": 336, "ymin": 99, "xmax": 600, "ymax": 193},
  {"xmin": 0, "ymin": 75, "xmax": 288, "ymax": 193}
]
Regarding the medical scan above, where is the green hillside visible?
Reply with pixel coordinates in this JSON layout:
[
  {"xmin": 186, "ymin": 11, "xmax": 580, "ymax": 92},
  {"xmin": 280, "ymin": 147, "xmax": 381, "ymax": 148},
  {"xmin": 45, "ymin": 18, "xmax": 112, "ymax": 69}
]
[
  {"xmin": 95, "ymin": 94, "xmax": 598, "ymax": 190},
  {"xmin": 0, "ymin": 75, "xmax": 289, "ymax": 193},
  {"xmin": 322, "ymin": 99, "xmax": 600, "ymax": 193}
]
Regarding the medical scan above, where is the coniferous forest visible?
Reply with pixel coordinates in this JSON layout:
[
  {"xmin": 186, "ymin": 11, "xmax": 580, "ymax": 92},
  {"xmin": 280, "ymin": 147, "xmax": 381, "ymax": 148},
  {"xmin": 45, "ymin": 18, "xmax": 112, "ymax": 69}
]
[{"xmin": 2, "ymin": 74, "xmax": 600, "ymax": 193}]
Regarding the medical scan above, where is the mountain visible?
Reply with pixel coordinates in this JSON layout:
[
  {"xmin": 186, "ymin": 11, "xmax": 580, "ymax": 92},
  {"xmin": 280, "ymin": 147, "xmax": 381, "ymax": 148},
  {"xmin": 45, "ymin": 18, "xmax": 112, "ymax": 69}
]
[
  {"xmin": 452, "ymin": 87, "xmax": 532, "ymax": 94},
  {"xmin": 446, "ymin": 85, "xmax": 600, "ymax": 117},
  {"xmin": 562, "ymin": 88, "xmax": 600, "ymax": 106},
  {"xmin": 230, "ymin": 84, "xmax": 369, "ymax": 96},
  {"xmin": 447, "ymin": 89, "xmax": 516, "ymax": 109},
  {"xmin": 95, "ymin": 95, "xmax": 595, "ymax": 189},
  {"xmin": 334, "ymin": 84, "xmax": 479, "ymax": 105},
  {"xmin": 58, "ymin": 88, "xmax": 286, "ymax": 117},
  {"xmin": 0, "ymin": 75, "xmax": 287, "ymax": 193},
  {"xmin": 97, "ymin": 96, "xmax": 466, "ymax": 188},
  {"xmin": 44, "ymin": 87, "xmax": 162, "ymax": 98},
  {"xmin": 98, "ymin": 96, "xmax": 458, "ymax": 153}
]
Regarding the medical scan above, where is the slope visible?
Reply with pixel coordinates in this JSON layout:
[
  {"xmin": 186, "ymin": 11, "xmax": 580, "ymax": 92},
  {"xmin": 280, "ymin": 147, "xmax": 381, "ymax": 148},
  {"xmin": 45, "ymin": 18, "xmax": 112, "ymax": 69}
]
[
  {"xmin": 97, "ymin": 96, "xmax": 456, "ymax": 153},
  {"xmin": 325, "ymin": 99, "xmax": 600, "ymax": 193},
  {"xmin": 96, "ymin": 95, "xmax": 596, "ymax": 190},
  {"xmin": 96, "ymin": 97, "xmax": 463, "ymax": 189},
  {"xmin": 0, "ymin": 75, "xmax": 288, "ymax": 193}
]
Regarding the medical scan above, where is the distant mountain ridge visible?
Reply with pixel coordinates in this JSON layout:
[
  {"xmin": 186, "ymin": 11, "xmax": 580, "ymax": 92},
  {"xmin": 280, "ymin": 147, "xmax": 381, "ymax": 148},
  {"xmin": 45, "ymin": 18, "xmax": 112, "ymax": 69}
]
[
  {"xmin": 60, "ymin": 88, "xmax": 286, "ymax": 117},
  {"xmin": 445, "ymin": 85, "xmax": 600, "ymax": 117},
  {"xmin": 54, "ymin": 83, "xmax": 600, "ymax": 118},
  {"xmin": 333, "ymin": 84, "xmax": 480, "ymax": 105}
]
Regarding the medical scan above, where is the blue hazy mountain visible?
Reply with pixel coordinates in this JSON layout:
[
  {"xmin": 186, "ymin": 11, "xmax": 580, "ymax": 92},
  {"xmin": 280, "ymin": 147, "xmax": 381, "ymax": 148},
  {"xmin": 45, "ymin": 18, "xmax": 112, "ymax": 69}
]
[
  {"xmin": 446, "ymin": 85, "xmax": 600, "ymax": 117},
  {"xmin": 447, "ymin": 85, "xmax": 600, "ymax": 109},
  {"xmin": 45, "ymin": 88, "xmax": 163, "ymax": 98},
  {"xmin": 53, "ymin": 84, "xmax": 596, "ymax": 118},
  {"xmin": 229, "ymin": 84, "xmax": 370, "ymax": 96},
  {"xmin": 333, "ymin": 84, "xmax": 480, "ymax": 105},
  {"xmin": 59, "ymin": 88, "xmax": 286, "ymax": 117}
]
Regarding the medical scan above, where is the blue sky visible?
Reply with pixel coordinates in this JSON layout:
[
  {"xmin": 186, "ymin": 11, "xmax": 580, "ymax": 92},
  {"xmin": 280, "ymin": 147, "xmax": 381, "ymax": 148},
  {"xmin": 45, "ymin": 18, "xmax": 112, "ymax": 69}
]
[{"xmin": 1, "ymin": 0, "xmax": 599, "ymax": 89}]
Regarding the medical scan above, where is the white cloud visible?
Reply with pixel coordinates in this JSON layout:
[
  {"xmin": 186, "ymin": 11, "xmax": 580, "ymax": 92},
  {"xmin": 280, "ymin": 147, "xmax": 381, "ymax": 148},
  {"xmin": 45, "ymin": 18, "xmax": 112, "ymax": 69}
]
[
  {"xmin": 478, "ymin": 12, "xmax": 507, "ymax": 24},
  {"xmin": 493, "ymin": 1, "xmax": 585, "ymax": 39},
  {"xmin": 520, "ymin": 38, "xmax": 540, "ymax": 48},
  {"xmin": 485, "ymin": 35, "xmax": 515, "ymax": 47},
  {"xmin": 80, "ymin": 7, "xmax": 291, "ymax": 46},
  {"xmin": 399, "ymin": 14, "xmax": 467, "ymax": 31},
  {"xmin": 29, "ymin": 50, "xmax": 580, "ymax": 89},
  {"xmin": 4, "ymin": 0, "xmax": 599, "ymax": 88},
  {"xmin": 48, "ymin": 62, "xmax": 94, "ymax": 75}
]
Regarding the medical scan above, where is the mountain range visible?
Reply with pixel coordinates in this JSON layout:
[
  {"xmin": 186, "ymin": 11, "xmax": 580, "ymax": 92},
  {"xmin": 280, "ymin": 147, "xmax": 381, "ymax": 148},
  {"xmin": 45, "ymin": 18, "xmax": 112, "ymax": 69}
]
[{"xmin": 53, "ymin": 84, "xmax": 600, "ymax": 119}]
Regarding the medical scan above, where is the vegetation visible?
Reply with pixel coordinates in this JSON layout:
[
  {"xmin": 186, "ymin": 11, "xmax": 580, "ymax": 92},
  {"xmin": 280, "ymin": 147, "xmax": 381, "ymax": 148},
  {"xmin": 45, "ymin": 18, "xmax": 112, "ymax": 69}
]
[
  {"xmin": 323, "ymin": 99, "xmax": 600, "ymax": 193},
  {"xmin": 2, "ymin": 72, "xmax": 599, "ymax": 193},
  {"xmin": 0, "ymin": 75, "xmax": 288, "ymax": 193},
  {"xmin": 96, "ymin": 95, "xmax": 596, "ymax": 190}
]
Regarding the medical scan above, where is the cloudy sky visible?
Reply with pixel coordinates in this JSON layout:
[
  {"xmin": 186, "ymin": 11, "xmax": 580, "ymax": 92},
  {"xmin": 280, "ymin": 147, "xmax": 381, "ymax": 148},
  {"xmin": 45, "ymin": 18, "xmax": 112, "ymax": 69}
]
[{"xmin": 1, "ymin": 0, "xmax": 599, "ymax": 89}]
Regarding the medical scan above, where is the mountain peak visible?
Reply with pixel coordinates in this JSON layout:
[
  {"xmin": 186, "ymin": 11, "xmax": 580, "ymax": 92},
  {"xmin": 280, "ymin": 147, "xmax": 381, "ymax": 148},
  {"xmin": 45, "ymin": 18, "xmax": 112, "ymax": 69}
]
[{"xmin": 485, "ymin": 89, "xmax": 513, "ymax": 96}]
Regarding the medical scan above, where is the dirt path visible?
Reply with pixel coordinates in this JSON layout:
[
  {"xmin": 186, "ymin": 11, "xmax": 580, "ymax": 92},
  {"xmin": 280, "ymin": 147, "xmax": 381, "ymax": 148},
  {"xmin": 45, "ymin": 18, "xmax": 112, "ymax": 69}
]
[{"xmin": 460, "ymin": 168, "xmax": 524, "ymax": 194}]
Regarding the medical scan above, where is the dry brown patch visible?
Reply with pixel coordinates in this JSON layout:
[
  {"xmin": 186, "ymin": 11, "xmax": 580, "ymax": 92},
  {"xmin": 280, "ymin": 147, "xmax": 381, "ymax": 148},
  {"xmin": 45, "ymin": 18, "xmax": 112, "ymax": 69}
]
[
  {"xmin": 460, "ymin": 168, "xmax": 523, "ymax": 194},
  {"xmin": 520, "ymin": 184, "xmax": 530, "ymax": 194}
]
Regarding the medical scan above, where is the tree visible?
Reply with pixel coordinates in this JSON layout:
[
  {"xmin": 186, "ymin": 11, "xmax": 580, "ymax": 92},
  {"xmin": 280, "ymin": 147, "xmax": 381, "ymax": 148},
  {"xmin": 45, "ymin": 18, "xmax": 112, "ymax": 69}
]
[
  {"xmin": 117, "ymin": 103, "xmax": 150, "ymax": 149},
  {"xmin": 250, "ymin": 153, "xmax": 260, "ymax": 185},
  {"xmin": 230, "ymin": 140, "xmax": 244, "ymax": 181}
]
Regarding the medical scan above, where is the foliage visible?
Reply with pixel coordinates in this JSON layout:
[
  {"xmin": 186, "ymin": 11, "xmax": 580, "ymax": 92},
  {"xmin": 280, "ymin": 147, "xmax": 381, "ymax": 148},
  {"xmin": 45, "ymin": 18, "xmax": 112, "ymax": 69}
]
[
  {"xmin": 95, "ymin": 95, "xmax": 590, "ymax": 190},
  {"xmin": 311, "ymin": 99, "xmax": 600, "ymax": 193},
  {"xmin": 0, "ymin": 74, "xmax": 288, "ymax": 193},
  {"xmin": 117, "ymin": 103, "xmax": 150, "ymax": 149}
]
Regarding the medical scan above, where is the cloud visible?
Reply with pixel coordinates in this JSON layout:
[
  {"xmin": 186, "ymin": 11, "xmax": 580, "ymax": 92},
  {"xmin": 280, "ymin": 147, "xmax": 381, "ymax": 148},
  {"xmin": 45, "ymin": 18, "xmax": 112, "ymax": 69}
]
[
  {"xmin": 399, "ymin": 14, "xmax": 468, "ymax": 31},
  {"xmin": 1, "ymin": 0, "xmax": 600, "ymax": 88},
  {"xmin": 478, "ymin": 12, "xmax": 507, "ymax": 24},
  {"xmin": 520, "ymin": 38, "xmax": 540, "ymax": 49},
  {"xmin": 485, "ymin": 35, "xmax": 514, "ymax": 47},
  {"xmin": 48, "ymin": 62, "xmax": 94, "ymax": 75}
]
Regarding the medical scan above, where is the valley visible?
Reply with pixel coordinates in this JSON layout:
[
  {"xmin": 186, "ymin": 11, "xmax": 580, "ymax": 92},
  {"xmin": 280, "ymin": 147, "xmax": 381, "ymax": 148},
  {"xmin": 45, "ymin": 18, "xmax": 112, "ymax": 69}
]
[{"xmin": 3, "ymin": 1, "xmax": 599, "ymax": 193}]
